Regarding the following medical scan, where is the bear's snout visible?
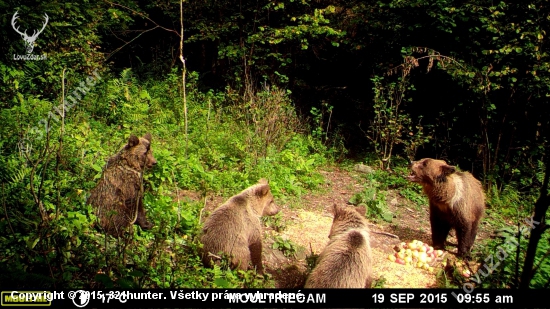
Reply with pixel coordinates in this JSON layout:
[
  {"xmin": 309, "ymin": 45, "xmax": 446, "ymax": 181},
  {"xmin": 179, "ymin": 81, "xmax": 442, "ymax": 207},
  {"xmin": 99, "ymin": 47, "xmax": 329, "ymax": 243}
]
[
  {"xmin": 147, "ymin": 157, "xmax": 157, "ymax": 168},
  {"xmin": 407, "ymin": 164, "xmax": 422, "ymax": 182}
]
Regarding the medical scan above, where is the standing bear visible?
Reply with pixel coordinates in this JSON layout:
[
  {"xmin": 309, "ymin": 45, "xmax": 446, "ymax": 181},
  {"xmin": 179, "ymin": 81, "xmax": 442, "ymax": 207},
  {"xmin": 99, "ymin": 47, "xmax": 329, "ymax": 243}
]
[
  {"xmin": 305, "ymin": 204, "xmax": 373, "ymax": 288},
  {"xmin": 200, "ymin": 179, "xmax": 279, "ymax": 274},
  {"xmin": 407, "ymin": 158, "xmax": 485, "ymax": 257},
  {"xmin": 87, "ymin": 133, "xmax": 157, "ymax": 237}
]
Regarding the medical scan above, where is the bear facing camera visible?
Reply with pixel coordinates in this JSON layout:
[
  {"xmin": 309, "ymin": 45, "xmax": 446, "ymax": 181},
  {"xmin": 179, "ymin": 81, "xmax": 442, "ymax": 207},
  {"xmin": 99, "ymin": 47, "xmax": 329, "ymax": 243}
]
[{"xmin": 407, "ymin": 158, "xmax": 485, "ymax": 257}]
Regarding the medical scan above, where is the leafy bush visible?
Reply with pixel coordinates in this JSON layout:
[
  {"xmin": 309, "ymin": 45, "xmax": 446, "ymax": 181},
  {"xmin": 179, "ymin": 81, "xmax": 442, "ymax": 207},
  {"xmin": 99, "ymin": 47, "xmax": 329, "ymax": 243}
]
[
  {"xmin": 399, "ymin": 187, "xmax": 427, "ymax": 209},
  {"xmin": 262, "ymin": 212, "xmax": 287, "ymax": 232},
  {"xmin": 272, "ymin": 236, "xmax": 299, "ymax": 258},
  {"xmin": 349, "ymin": 184, "xmax": 393, "ymax": 223}
]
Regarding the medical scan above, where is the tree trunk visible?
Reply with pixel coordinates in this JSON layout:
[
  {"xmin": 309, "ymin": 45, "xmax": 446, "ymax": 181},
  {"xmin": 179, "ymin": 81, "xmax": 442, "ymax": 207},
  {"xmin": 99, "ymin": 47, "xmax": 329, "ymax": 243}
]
[{"xmin": 520, "ymin": 151, "xmax": 550, "ymax": 289}]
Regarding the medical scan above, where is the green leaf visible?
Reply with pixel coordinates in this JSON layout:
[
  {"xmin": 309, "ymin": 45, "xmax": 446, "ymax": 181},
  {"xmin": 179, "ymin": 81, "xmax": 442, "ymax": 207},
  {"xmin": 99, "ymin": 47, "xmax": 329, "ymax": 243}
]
[
  {"xmin": 214, "ymin": 278, "xmax": 231, "ymax": 288},
  {"xmin": 27, "ymin": 237, "xmax": 40, "ymax": 249},
  {"xmin": 382, "ymin": 212, "xmax": 393, "ymax": 222},
  {"xmin": 138, "ymin": 90, "xmax": 150, "ymax": 99},
  {"xmin": 92, "ymin": 164, "xmax": 103, "ymax": 172}
]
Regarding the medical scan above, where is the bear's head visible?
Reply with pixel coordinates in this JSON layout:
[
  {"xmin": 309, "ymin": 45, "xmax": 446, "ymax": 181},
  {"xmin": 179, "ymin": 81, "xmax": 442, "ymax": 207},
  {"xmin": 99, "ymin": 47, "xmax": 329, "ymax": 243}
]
[
  {"xmin": 232, "ymin": 178, "xmax": 279, "ymax": 217},
  {"xmin": 407, "ymin": 158, "xmax": 456, "ymax": 185},
  {"xmin": 122, "ymin": 133, "xmax": 157, "ymax": 171},
  {"xmin": 254, "ymin": 178, "xmax": 279, "ymax": 216},
  {"xmin": 328, "ymin": 204, "xmax": 368, "ymax": 239}
]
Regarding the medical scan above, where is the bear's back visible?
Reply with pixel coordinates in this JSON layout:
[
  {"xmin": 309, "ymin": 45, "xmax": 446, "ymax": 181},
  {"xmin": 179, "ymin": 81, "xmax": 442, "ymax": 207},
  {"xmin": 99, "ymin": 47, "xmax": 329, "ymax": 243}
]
[{"xmin": 305, "ymin": 228, "xmax": 371, "ymax": 288}]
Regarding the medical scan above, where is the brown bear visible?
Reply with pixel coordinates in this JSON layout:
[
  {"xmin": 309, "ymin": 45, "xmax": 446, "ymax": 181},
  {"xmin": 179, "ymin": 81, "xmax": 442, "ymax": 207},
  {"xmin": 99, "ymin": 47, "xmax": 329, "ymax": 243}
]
[
  {"xmin": 407, "ymin": 158, "xmax": 485, "ymax": 257},
  {"xmin": 87, "ymin": 133, "xmax": 157, "ymax": 237},
  {"xmin": 200, "ymin": 178, "xmax": 279, "ymax": 274},
  {"xmin": 305, "ymin": 204, "xmax": 373, "ymax": 288}
]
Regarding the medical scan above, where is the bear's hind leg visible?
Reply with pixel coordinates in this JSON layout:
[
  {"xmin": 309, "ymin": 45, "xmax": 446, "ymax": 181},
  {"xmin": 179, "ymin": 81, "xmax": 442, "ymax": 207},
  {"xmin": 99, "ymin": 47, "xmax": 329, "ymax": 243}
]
[
  {"xmin": 457, "ymin": 220, "xmax": 479, "ymax": 257},
  {"xmin": 456, "ymin": 225, "xmax": 472, "ymax": 257}
]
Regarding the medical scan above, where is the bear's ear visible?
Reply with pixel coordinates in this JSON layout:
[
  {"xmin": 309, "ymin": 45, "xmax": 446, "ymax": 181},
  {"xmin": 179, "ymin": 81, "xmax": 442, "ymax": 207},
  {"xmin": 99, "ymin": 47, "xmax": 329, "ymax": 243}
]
[
  {"xmin": 143, "ymin": 132, "xmax": 152, "ymax": 142},
  {"xmin": 258, "ymin": 178, "xmax": 268, "ymax": 185},
  {"xmin": 330, "ymin": 203, "xmax": 340, "ymax": 216},
  {"xmin": 354, "ymin": 205, "xmax": 367, "ymax": 217},
  {"xmin": 255, "ymin": 184, "xmax": 270, "ymax": 197},
  {"xmin": 231, "ymin": 194, "xmax": 248, "ymax": 207},
  {"xmin": 127, "ymin": 135, "xmax": 140, "ymax": 147},
  {"xmin": 441, "ymin": 164, "xmax": 456, "ymax": 176}
]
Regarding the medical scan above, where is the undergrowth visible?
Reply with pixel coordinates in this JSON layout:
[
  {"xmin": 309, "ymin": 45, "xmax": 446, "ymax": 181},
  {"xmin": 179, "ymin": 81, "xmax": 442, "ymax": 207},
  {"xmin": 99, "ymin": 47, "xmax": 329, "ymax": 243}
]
[
  {"xmin": 0, "ymin": 68, "xmax": 333, "ymax": 289},
  {"xmin": 1, "ymin": 66, "xmax": 547, "ymax": 290}
]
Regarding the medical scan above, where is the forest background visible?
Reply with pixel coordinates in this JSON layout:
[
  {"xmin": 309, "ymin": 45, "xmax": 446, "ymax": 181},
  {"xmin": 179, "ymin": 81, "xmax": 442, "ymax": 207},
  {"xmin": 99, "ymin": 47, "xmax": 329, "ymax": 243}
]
[{"xmin": 0, "ymin": 0, "xmax": 549, "ymax": 289}]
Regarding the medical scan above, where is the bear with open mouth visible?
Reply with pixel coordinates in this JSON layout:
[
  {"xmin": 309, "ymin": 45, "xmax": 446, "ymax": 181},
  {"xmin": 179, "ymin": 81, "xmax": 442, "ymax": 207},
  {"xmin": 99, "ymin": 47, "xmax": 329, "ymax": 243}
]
[{"xmin": 407, "ymin": 158, "xmax": 485, "ymax": 257}]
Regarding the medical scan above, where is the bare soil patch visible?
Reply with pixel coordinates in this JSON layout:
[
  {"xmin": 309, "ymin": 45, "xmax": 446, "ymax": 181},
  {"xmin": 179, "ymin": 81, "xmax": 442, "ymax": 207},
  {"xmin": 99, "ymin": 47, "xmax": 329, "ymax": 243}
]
[{"xmin": 264, "ymin": 166, "xmax": 438, "ymax": 288}]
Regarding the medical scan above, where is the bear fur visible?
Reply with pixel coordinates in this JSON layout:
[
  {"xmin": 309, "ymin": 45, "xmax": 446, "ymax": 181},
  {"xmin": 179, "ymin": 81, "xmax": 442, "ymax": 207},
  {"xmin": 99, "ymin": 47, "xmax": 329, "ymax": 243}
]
[
  {"xmin": 87, "ymin": 133, "xmax": 157, "ymax": 237},
  {"xmin": 305, "ymin": 204, "xmax": 373, "ymax": 288},
  {"xmin": 407, "ymin": 158, "xmax": 485, "ymax": 256},
  {"xmin": 200, "ymin": 178, "xmax": 279, "ymax": 274}
]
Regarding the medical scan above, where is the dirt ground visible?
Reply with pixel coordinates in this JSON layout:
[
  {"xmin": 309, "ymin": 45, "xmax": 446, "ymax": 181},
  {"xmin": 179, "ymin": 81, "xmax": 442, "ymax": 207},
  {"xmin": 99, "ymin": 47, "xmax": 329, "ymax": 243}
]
[{"xmin": 180, "ymin": 165, "xmax": 492, "ymax": 288}]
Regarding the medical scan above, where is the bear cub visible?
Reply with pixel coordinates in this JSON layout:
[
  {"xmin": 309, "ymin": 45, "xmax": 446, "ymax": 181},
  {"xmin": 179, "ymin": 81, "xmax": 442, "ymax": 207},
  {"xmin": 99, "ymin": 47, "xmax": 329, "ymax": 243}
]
[
  {"xmin": 407, "ymin": 158, "xmax": 485, "ymax": 257},
  {"xmin": 305, "ymin": 204, "xmax": 373, "ymax": 288},
  {"xmin": 88, "ymin": 133, "xmax": 157, "ymax": 237},
  {"xmin": 200, "ymin": 179, "xmax": 279, "ymax": 274}
]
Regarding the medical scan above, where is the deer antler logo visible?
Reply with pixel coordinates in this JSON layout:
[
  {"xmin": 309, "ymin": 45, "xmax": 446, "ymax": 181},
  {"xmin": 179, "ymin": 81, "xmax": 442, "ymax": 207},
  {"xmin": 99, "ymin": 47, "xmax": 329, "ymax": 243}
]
[{"xmin": 11, "ymin": 11, "xmax": 49, "ymax": 54}]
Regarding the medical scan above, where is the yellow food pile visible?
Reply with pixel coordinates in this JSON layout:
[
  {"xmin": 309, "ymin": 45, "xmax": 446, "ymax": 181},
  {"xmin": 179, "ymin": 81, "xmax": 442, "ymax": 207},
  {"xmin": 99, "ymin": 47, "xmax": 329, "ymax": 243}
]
[{"xmin": 387, "ymin": 240, "xmax": 444, "ymax": 273}]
